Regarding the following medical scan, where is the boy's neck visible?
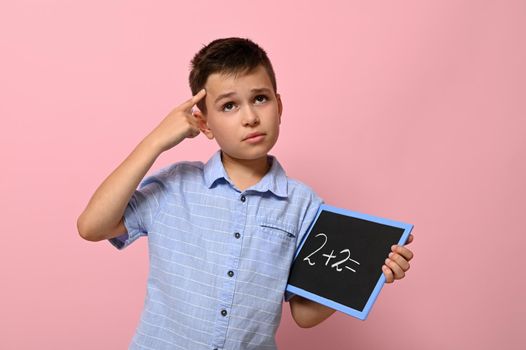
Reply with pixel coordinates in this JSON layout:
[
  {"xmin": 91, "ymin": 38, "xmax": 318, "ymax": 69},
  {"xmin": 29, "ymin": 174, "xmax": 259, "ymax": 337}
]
[{"xmin": 220, "ymin": 151, "xmax": 271, "ymax": 191}]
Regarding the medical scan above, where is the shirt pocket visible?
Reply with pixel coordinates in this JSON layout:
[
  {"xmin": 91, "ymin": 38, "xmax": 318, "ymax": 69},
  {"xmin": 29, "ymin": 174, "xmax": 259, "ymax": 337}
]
[
  {"xmin": 257, "ymin": 218, "xmax": 297, "ymax": 241},
  {"xmin": 251, "ymin": 217, "xmax": 298, "ymax": 281},
  {"xmin": 255, "ymin": 217, "xmax": 298, "ymax": 260}
]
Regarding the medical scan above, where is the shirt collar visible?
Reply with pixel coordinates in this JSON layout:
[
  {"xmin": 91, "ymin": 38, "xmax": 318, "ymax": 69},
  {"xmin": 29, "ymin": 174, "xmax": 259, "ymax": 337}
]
[{"xmin": 203, "ymin": 150, "xmax": 288, "ymax": 198}]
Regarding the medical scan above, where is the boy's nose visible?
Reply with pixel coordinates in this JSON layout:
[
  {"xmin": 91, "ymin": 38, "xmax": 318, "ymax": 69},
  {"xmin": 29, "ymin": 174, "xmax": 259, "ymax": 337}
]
[{"xmin": 242, "ymin": 106, "xmax": 260, "ymax": 126}]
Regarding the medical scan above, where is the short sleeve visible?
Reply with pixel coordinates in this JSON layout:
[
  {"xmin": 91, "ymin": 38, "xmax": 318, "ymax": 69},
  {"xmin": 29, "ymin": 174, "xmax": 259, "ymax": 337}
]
[
  {"xmin": 295, "ymin": 193, "xmax": 324, "ymax": 250},
  {"xmin": 109, "ymin": 166, "xmax": 173, "ymax": 250},
  {"xmin": 285, "ymin": 191, "xmax": 324, "ymax": 302}
]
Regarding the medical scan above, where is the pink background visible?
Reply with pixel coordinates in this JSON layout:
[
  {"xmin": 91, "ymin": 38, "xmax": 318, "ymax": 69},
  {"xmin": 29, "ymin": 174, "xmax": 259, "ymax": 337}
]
[{"xmin": 1, "ymin": 1, "xmax": 525, "ymax": 349}]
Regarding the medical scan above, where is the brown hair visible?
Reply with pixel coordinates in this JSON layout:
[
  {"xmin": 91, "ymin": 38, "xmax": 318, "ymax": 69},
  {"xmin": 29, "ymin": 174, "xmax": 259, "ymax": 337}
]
[{"xmin": 189, "ymin": 37, "xmax": 277, "ymax": 113}]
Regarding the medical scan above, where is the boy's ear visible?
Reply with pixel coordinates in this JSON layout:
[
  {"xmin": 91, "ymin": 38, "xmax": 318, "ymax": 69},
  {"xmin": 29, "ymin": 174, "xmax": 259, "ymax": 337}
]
[
  {"xmin": 193, "ymin": 110, "xmax": 214, "ymax": 140},
  {"xmin": 276, "ymin": 93, "xmax": 283, "ymax": 124}
]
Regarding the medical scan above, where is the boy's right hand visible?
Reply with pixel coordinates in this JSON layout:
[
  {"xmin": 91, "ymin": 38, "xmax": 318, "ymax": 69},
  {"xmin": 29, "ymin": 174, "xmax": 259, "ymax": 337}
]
[{"xmin": 145, "ymin": 89, "xmax": 207, "ymax": 153}]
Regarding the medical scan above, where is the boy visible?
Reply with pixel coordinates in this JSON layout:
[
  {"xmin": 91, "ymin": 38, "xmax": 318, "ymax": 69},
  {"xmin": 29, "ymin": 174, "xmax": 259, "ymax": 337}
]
[{"xmin": 77, "ymin": 37, "xmax": 414, "ymax": 349}]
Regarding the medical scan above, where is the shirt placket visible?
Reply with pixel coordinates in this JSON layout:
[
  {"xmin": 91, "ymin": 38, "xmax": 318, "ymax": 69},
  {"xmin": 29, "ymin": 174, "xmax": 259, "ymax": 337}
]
[{"xmin": 211, "ymin": 191, "xmax": 248, "ymax": 350}]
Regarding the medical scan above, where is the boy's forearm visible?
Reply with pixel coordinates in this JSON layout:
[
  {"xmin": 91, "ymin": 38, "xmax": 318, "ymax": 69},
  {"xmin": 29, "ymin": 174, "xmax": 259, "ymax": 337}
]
[
  {"xmin": 289, "ymin": 296, "xmax": 336, "ymax": 328},
  {"xmin": 77, "ymin": 136, "xmax": 162, "ymax": 241}
]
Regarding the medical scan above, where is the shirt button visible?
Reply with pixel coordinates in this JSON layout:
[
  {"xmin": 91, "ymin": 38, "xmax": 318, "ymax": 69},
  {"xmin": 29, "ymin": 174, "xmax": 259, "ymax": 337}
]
[
  {"xmin": 234, "ymin": 232, "xmax": 241, "ymax": 239},
  {"xmin": 227, "ymin": 270, "xmax": 234, "ymax": 277},
  {"xmin": 240, "ymin": 195, "xmax": 246, "ymax": 202},
  {"xmin": 221, "ymin": 309, "xmax": 228, "ymax": 317}
]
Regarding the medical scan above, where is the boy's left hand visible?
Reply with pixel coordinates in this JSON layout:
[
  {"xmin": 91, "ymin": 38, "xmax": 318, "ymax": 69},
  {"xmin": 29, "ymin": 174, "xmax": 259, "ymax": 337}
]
[{"xmin": 382, "ymin": 234, "xmax": 414, "ymax": 283}]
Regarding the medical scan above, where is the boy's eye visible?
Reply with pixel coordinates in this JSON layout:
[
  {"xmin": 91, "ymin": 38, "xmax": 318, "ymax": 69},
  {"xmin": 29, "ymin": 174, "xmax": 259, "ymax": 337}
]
[
  {"xmin": 222, "ymin": 102, "xmax": 236, "ymax": 112},
  {"xmin": 254, "ymin": 95, "xmax": 268, "ymax": 104}
]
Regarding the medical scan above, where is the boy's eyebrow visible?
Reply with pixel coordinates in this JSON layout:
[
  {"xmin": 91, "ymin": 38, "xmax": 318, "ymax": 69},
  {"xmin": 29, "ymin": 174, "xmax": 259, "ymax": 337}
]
[
  {"xmin": 214, "ymin": 92, "xmax": 236, "ymax": 104},
  {"xmin": 214, "ymin": 88, "xmax": 272, "ymax": 104},
  {"xmin": 251, "ymin": 87, "xmax": 272, "ymax": 94}
]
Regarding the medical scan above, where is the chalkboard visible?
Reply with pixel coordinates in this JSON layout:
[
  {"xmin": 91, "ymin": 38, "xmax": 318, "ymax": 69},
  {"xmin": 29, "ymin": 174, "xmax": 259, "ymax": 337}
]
[{"xmin": 286, "ymin": 204, "xmax": 413, "ymax": 320}]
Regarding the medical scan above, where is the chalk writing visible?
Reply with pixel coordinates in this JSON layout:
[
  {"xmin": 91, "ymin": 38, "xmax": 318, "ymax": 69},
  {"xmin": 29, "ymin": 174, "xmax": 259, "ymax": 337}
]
[{"xmin": 303, "ymin": 233, "xmax": 360, "ymax": 273}]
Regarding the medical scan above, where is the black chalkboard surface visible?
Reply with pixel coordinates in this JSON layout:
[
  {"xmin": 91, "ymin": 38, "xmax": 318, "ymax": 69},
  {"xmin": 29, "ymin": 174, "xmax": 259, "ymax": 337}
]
[{"xmin": 286, "ymin": 204, "xmax": 413, "ymax": 320}]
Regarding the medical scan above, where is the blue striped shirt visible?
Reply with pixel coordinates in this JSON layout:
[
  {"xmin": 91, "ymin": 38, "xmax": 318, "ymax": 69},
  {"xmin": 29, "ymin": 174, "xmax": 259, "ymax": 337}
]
[{"xmin": 110, "ymin": 151, "xmax": 323, "ymax": 349}]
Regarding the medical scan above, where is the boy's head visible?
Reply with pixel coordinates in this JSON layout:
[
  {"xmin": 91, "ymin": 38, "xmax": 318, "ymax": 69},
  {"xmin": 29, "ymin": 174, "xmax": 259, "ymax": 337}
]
[
  {"xmin": 189, "ymin": 38, "xmax": 283, "ymax": 163},
  {"xmin": 189, "ymin": 37, "xmax": 277, "ymax": 114}
]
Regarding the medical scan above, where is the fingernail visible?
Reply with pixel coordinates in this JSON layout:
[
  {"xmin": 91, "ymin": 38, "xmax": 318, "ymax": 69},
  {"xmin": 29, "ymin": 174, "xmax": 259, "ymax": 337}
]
[{"xmin": 388, "ymin": 252, "xmax": 394, "ymax": 258}]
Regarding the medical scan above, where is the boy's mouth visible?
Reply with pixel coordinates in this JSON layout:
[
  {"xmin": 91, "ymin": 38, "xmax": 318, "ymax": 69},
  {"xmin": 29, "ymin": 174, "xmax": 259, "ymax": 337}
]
[{"xmin": 243, "ymin": 132, "xmax": 266, "ymax": 141}]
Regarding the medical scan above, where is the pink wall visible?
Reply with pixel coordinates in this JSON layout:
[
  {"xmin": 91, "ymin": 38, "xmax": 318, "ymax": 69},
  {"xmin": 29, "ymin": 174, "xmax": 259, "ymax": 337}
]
[{"xmin": 1, "ymin": 1, "xmax": 524, "ymax": 349}]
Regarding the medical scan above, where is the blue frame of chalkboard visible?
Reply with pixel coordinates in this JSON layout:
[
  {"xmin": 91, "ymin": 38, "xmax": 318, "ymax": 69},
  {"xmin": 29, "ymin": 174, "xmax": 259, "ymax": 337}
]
[{"xmin": 286, "ymin": 204, "xmax": 414, "ymax": 320}]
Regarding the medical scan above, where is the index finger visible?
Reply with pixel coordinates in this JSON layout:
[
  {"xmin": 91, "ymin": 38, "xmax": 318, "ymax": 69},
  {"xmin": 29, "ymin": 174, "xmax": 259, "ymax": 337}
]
[
  {"xmin": 391, "ymin": 245, "xmax": 414, "ymax": 261},
  {"xmin": 183, "ymin": 89, "xmax": 207, "ymax": 111}
]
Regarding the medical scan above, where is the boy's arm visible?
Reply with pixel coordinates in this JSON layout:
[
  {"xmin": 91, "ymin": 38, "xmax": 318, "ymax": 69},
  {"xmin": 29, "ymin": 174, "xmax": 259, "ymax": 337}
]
[
  {"xmin": 77, "ymin": 89, "xmax": 206, "ymax": 242},
  {"xmin": 289, "ymin": 296, "xmax": 336, "ymax": 328},
  {"xmin": 289, "ymin": 235, "xmax": 414, "ymax": 328}
]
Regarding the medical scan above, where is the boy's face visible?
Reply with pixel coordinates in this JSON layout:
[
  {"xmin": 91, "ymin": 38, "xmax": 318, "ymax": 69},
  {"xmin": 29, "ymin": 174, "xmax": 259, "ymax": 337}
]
[{"xmin": 197, "ymin": 65, "xmax": 282, "ymax": 162}]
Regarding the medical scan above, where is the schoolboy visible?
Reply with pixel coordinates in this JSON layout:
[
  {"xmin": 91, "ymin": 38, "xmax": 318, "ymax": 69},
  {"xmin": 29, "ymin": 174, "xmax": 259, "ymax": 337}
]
[{"xmin": 77, "ymin": 37, "xmax": 414, "ymax": 350}]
